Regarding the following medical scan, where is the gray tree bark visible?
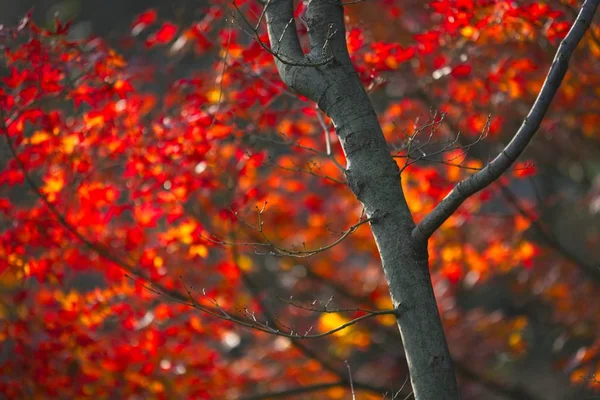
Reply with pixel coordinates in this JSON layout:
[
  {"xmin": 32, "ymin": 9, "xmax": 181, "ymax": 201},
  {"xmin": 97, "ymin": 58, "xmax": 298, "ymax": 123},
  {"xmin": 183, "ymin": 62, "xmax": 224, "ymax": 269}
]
[{"xmin": 264, "ymin": 0, "xmax": 599, "ymax": 398}]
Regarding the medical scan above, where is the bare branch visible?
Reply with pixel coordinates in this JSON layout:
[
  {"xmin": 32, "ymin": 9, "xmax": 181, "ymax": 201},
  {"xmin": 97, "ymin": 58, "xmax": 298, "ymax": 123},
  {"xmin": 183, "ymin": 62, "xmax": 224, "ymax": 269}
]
[
  {"xmin": 262, "ymin": 156, "xmax": 346, "ymax": 184},
  {"xmin": 201, "ymin": 208, "xmax": 372, "ymax": 258},
  {"xmin": 232, "ymin": 0, "xmax": 333, "ymax": 67},
  {"xmin": 341, "ymin": 0, "xmax": 369, "ymax": 5},
  {"xmin": 278, "ymin": 295, "xmax": 384, "ymax": 315},
  {"xmin": 391, "ymin": 112, "xmax": 490, "ymax": 172},
  {"xmin": 316, "ymin": 109, "xmax": 346, "ymax": 171},
  {"xmin": 345, "ymin": 360, "xmax": 356, "ymax": 400},
  {"xmin": 237, "ymin": 305, "xmax": 397, "ymax": 339},
  {"xmin": 413, "ymin": 0, "xmax": 600, "ymax": 242},
  {"xmin": 208, "ymin": 22, "xmax": 232, "ymax": 128}
]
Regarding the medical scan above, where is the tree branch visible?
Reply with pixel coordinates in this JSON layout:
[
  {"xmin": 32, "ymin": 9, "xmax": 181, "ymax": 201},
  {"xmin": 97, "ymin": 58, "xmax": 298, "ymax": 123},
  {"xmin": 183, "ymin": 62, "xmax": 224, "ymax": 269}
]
[
  {"xmin": 264, "ymin": 0, "xmax": 333, "ymax": 99},
  {"xmin": 233, "ymin": 0, "xmax": 333, "ymax": 67},
  {"xmin": 413, "ymin": 0, "xmax": 600, "ymax": 242},
  {"xmin": 265, "ymin": 0, "xmax": 460, "ymax": 397},
  {"xmin": 261, "ymin": 0, "xmax": 303, "ymax": 62}
]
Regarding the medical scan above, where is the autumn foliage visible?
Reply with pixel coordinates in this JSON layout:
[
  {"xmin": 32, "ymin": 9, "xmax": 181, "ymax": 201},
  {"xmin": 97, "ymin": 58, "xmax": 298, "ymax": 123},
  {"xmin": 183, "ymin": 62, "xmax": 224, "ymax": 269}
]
[{"xmin": 0, "ymin": 1, "xmax": 599, "ymax": 399}]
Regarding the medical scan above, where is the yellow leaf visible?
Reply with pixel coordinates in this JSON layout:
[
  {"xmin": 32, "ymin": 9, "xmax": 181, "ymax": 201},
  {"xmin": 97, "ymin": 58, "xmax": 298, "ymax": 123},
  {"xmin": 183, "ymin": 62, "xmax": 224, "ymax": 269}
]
[
  {"xmin": 107, "ymin": 50, "xmax": 126, "ymax": 68},
  {"xmin": 516, "ymin": 241, "xmax": 535, "ymax": 260},
  {"xmin": 486, "ymin": 242, "xmax": 510, "ymax": 264},
  {"xmin": 384, "ymin": 55, "xmax": 398, "ymax": 69},
  {"xmin": 44, "ymin": 175, "xmax": 65, "ymax": 193},
  {"xmin": 461, "ymin": 25, "xmax": 478, "ymax": 39},
  {"xmin": 225, "ymin": 47, "xmax": 242, "ymax": 59},
  {"xmin": 42, "ymin": 170, "xmax": 66, "ymax": 202},
  {"xmin": 114, "ymin": 79, "xmax": 127, "ymax": 90},
  {"xmin": 61, "ymin": 134, "xmax": 79, "ymax": 154},
  {"xmin": 22, "ymin": 262, "xmax": 30, "ymax": 277},
  {"xmin": 177, "ymin": 220, "xmax": 197, "ymax": 244},
  {"xmin": 84, "ymin": 113, "xmax": 104, "ymax": 129},
  {"xmin": 508, "ymin": 332, "xmax": 523, "ymax": 349},
  {"xmin": 319, "ymin": 313, "xmax": 351, "ymax": 337},
  {"xmin": 442, "ymin": 245, "xmax": 462, "ymax": 263},
  {"xmin": 237, "ymin": 254, "xmax": 253, "ymax": 271},
  {"xmin": 30, "ymin": 131, "xmax": 51, "ymax": 144},
  {"xmin": 172, "ymin": 186, "xmax": 187, "ymax": 199},
  {"xmin": 206, "ymin": 89, "xmax": 222, "ymax": 103},
  {"xmin": 189, "ymin": 244, "xmax": 208, "ymax": 258}
]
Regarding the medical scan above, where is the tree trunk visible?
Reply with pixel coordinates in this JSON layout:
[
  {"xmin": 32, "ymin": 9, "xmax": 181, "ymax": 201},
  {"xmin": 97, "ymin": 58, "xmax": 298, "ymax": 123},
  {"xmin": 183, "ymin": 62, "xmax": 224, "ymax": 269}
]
[
  {"xmin": 266, "ymin": 0, "xmax": 459, "ymax": 398},
  {"xmin": 317, "ymin": 57, "xmax": 459, "ymax": 400}
]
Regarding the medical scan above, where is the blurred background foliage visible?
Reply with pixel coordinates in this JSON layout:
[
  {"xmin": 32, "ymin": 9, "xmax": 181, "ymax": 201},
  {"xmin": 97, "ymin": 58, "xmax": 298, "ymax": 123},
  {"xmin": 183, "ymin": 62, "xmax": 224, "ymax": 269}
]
[{"xmin": 0, "ymin": 0, "xmax": 599, "ymax": 399}]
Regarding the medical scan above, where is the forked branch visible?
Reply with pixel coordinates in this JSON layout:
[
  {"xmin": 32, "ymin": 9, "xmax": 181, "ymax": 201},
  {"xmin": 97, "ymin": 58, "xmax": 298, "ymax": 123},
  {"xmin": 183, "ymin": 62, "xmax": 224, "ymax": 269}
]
[{"xmin": 231, "ymin": 0, "xmax": 334, "ymax": 67}]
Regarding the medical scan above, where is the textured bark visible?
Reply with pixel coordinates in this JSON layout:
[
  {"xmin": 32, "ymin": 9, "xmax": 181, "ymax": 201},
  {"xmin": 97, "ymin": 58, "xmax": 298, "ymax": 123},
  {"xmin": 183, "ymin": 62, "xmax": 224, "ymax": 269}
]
[
  {"xmin": 264, "ymin": 0, "xmax": 598, "ymax": 399},
  {"xmin": 266, "ymin": 1, "xmax": 458, "ymax": 399}
]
